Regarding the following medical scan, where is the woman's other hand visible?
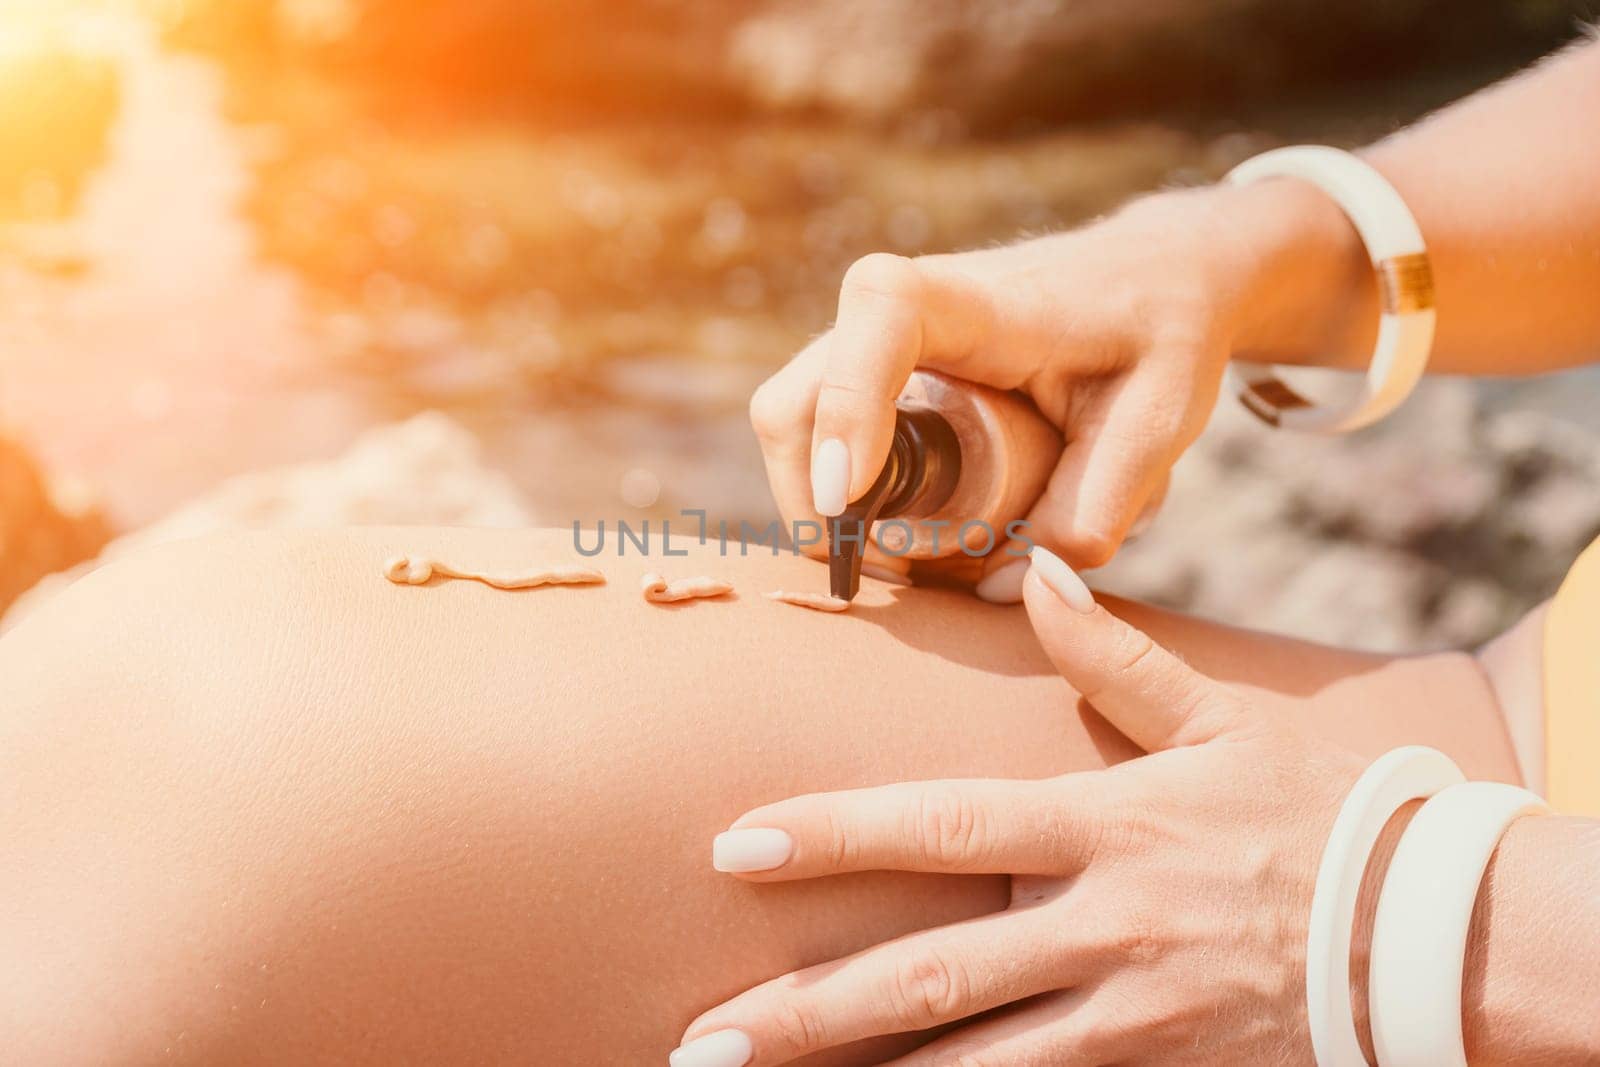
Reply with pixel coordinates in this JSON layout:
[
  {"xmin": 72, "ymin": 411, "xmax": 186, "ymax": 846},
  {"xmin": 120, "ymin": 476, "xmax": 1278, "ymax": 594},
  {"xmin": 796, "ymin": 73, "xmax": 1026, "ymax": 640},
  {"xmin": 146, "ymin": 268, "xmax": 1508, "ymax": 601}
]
[
  {"xmin": 673, "ymin": 545, "xmax": 1366, "ymax": 1066},
  {"xmin": 748, "ymin": 181, "xmax": 1362, "ymax": 595}
]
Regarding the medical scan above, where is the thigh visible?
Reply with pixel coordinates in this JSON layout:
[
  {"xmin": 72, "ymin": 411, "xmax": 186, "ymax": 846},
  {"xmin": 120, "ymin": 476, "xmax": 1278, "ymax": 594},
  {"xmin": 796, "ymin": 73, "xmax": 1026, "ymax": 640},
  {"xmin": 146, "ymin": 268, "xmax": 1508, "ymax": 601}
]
[
  {"xmin": 0, "ymin": 528, "xmax": 1117, "ymax": 1064},
  {"xmin": 0, "ymin": 528, "xmax": 1516, "ymax": 1064}
]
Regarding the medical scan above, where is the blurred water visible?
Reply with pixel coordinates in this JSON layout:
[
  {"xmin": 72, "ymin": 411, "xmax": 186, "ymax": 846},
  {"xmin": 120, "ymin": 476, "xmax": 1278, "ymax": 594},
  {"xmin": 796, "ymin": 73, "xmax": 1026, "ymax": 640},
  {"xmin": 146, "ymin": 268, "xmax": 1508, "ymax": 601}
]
[
  {"xmin": 1, "ymin": 13, "xmax": 377, "ymax": 525},
  {"xmin": 0, "ymin": 11, "xmax": 771, "ymax": 530}
]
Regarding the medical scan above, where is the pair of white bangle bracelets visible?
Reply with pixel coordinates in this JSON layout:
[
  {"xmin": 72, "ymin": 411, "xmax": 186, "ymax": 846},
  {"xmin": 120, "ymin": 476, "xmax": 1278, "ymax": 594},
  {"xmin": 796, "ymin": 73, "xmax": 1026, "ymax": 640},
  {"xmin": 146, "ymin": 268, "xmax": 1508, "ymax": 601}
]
[
  {"xmin": 1307, "ymin": 746, "xmax": 1546, "ymax": 1067},
  {"xmin": 1369, "ymin": 781, "xmax": 1548, "ymax": 1067},
  {"xmin": 1225, "ymin": 145, "xmax": 1436, "ymax": 433},
  {"xmin": 1306, "ymin": 746, "xmax": 1463, "ymax": 1067}
]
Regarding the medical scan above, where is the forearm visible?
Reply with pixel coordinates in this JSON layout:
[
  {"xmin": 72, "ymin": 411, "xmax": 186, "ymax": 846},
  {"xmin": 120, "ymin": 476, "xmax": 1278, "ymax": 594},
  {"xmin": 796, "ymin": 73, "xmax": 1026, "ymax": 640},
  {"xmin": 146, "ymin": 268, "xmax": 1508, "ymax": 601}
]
[
  {"xmin": 1348, "ymin": 811, "xmax": 1599, "ymax": 1066},
  {"xmin": 1464, "ymin": 814, "xmax": 1600, "ymax": 1064},
  {"xmin": 1229, "ymin": 36, "xmax": 1600, "ymax": 375}
]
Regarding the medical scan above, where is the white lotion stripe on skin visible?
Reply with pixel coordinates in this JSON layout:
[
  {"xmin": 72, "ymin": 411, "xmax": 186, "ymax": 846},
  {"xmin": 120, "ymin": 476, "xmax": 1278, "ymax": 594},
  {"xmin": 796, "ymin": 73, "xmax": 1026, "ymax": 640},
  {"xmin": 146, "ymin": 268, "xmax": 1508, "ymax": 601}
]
[
  {"xmin": 712, "ymin": 828, "xmax": 793, "ymax": 873},
  {"xmin": 811, "ymin": 436, "xmax": 851, "ymax": 517},
  {"xmin": 670, "ymin": 1028, "xmax": 753, "ymax": 1067},
  {"xmin": 764, "ymin": 590, "xmax": 850, "ymax": 613},
  {"xmin": 640, "ymin": 573, "xmax": 735, "ymax": 603},
  {"xmin": 1028, "ymin": 545, "xmax": 1096, "ymax": 613},
  {"xmin": 384, "ymin": 556, "xmax": 605, "ymax": 590}
]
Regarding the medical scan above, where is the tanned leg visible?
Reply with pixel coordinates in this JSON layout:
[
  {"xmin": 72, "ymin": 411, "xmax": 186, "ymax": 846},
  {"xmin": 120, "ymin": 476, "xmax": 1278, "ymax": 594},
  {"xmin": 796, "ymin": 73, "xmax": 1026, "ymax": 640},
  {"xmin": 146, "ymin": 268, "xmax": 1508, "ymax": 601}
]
[{"xmin": 0, "ymin": 528, "xmax": 1517, "ymax": 1064}]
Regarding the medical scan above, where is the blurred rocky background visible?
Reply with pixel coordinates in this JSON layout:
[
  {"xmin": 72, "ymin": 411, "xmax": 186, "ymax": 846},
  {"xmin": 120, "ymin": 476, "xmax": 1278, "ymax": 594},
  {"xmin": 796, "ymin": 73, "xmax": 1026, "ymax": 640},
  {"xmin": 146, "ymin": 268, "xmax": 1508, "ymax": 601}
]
[{"xmin": 1, "ymin": 0, "xmax": 1596, "ymax": 650}]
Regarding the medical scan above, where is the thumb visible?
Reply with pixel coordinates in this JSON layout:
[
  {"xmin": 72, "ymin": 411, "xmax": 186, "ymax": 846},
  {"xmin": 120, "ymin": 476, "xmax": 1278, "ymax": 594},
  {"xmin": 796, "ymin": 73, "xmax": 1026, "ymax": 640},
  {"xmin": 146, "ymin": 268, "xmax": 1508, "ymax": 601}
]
[{"xmin": 1022, "ymin": 546, "xmax": 1249, "ymax": 752}]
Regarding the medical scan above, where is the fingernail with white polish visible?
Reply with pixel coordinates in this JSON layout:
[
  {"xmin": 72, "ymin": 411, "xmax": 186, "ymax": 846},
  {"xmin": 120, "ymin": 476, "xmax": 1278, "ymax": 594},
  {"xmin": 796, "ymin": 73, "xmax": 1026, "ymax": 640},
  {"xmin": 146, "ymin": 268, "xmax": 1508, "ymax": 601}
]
[
  {"xmin": 974, "ymin": 559, "xmax": 1029, "ymax": 604},
  {"xmin": 1029, "ymin": 546, "xmax": 1096, "ymax": 614},
  {"xmin": 712, "ymin": 828, "xmax": 793, "ymax": 873},
  {"xmin": 861, "ymin": 562, "xmax": 912, "ymax": 586},
  {"xmin": 811, "ymin": 437, "xmax": 851, "ymax": 517},
  {"xmin": 670, "ymin": 1029, "xmax": 753, "ymax": 1067}
]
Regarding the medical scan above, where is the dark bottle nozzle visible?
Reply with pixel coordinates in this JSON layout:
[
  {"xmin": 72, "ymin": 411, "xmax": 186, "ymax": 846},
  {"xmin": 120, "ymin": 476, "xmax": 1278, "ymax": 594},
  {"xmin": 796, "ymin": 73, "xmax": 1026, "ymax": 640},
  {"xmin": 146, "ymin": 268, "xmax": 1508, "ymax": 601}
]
[
  {"xmin": 826, "ymin": 406, "xmax": 961, "ymax": 602},
  {"xmin": 827, "ymin": 447, "xmax": 899, "ymax": 602}
]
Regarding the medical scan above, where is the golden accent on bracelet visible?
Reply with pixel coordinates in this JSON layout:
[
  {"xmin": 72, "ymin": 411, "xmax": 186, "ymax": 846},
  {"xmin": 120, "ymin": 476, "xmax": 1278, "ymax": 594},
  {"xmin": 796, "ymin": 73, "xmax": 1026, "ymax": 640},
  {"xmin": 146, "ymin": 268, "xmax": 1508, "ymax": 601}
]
[
  {"xmin": 1376, "ymin": 252, "xmax": 1435, "ymax": 314},
  {"xmin": 1239, "ymin": 378, "xmax": 1313, "ymax": 427}
]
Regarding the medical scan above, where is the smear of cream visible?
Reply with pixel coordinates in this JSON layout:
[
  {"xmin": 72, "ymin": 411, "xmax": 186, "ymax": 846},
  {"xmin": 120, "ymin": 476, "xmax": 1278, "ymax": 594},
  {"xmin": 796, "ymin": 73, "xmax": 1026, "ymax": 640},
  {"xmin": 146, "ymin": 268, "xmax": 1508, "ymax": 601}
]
[
  {"xmin": 641, "ymin": 572, "xmax": 734, "ymax": 603},
  {"xmin": 764, "ymin": 590, "xmax": 850, "ymax": 613},
  {"xmin": 384, "ymin": 555, "xmax": 605, "ymax": 590}
]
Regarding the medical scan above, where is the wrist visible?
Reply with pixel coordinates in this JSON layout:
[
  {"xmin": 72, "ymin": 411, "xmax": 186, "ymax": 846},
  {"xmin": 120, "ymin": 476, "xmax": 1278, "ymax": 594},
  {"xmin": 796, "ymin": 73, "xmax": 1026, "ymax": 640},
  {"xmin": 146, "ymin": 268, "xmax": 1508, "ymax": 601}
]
[
  {"xmin": 1207, "ymin": 175, "xmax": 1379, "ymax": 371},
  {"xmin": 1462, "ymin": 814, "xmax": 1600, "ymax": 1064}
]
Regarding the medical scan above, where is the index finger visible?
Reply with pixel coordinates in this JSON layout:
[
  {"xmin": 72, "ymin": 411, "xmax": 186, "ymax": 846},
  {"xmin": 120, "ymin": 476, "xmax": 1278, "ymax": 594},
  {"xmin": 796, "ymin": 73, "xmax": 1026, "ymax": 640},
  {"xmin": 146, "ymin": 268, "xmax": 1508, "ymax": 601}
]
[
  {"xmin": 811, "ymin": 254, "xmax": 987, "ymax": 512},
  {"xmin": 749, "ymin": 333, "xmax": 830, "ymax": 545},
  {"xmin": 711, "ymin": 775, "xmax": 1111, "ymax": 880},
  {"xmin": 1022, "ymin": 547, "xmax": 1251, "ymax": 752}
]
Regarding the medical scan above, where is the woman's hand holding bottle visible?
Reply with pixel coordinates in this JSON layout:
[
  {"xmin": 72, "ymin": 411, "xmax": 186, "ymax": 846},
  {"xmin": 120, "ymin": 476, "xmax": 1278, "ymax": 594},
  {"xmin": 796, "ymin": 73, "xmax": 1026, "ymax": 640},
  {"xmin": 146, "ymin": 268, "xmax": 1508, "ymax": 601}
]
[{"xmin": 748, "ymin": 179, "xmax": 1371, "ymax": 597}]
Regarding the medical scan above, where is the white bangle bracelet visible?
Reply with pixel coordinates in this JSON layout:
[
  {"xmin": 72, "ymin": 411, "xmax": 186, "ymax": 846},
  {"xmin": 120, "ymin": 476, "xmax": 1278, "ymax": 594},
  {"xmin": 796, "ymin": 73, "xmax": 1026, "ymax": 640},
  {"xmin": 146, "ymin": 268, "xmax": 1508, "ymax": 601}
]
[
  {"xmin": 1368, "ymin": 782, "xmax": 1548, "ymax": 1067},
  {"xmin": 1225, "ymin": 145, "xmax": 1436, "ymax": 433},
  {"xmin": 1306, "ymin": 746, "xmax": 1464, "ymax": 1067}
]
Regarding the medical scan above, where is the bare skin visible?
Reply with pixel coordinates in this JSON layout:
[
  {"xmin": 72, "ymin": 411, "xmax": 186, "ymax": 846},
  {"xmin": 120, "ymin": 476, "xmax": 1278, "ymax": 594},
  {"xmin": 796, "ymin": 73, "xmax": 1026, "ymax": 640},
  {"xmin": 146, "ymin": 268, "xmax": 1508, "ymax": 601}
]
[
  {"xmin": 1243, "ymin": 34, "xmax": 1600, "ymax": 375},
  {"xmin": 684, "ymin": 552, "xmax": 1600, "ymax": 1065},
  {"xmin": 0, "ymin": 527, "xmax": 1518, "ymax": 1065}
]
